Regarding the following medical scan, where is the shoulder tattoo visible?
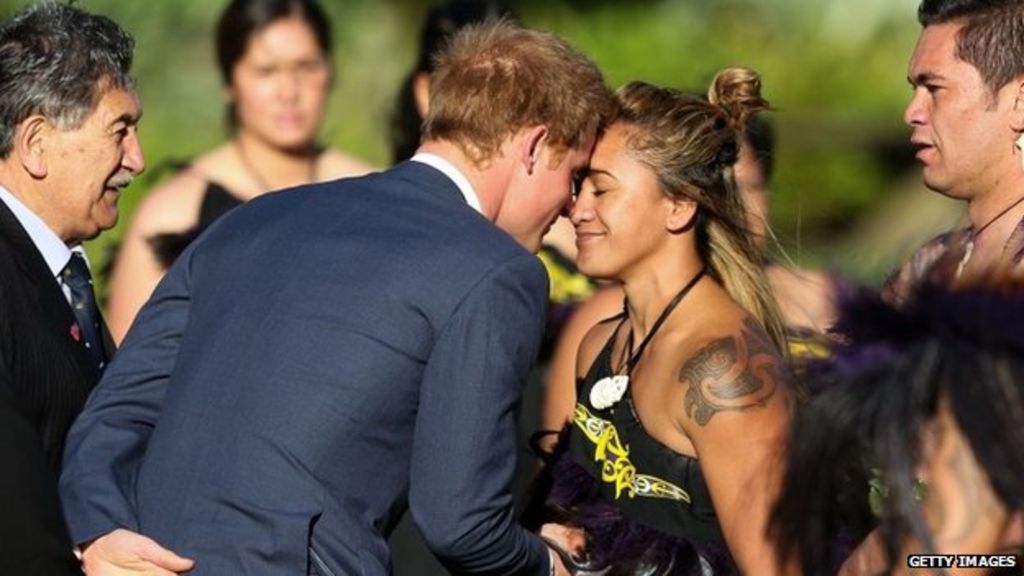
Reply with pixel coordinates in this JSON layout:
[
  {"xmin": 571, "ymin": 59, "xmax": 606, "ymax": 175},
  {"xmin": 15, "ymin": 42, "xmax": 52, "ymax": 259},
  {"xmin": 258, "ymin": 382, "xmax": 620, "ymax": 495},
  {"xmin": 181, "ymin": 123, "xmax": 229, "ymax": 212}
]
[{"xmin": 679, "ymin": 318, "xmax": 783, "ymax": 426}]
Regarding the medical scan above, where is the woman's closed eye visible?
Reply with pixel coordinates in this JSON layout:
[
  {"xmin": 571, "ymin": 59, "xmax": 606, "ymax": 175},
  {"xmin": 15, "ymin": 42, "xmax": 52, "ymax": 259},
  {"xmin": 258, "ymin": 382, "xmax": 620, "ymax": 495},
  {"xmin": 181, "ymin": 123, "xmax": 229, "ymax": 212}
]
[{"xmin": 576, "ymin": 177, "xmax": 610, "ymax": 200}]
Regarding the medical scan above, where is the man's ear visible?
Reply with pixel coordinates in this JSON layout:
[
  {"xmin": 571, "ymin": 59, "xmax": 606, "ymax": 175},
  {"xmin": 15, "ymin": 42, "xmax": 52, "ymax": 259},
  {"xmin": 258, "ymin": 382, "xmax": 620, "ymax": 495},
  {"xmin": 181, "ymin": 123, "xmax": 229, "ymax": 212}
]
[
  {"xmin": 1010, "ymin": 77, "xmax": 1024, "ymax": 132},
  {"xmin": 15, "ymin": 115, "xmax": 49, "ymax": 178},
  {"xmin": 412, "ymin": 71, "xmax": 431, "ymax": 120},
  {"xmin": 520, "ymin": 125, "xmax": 549, "ymax": 175},
  {"xmin": 665, "ymin": 196, "xmax": 698, "ymax": 233},
  {"xmin": 1011, "ymin": 79, "xmax": 1024, "ymax": 161}
]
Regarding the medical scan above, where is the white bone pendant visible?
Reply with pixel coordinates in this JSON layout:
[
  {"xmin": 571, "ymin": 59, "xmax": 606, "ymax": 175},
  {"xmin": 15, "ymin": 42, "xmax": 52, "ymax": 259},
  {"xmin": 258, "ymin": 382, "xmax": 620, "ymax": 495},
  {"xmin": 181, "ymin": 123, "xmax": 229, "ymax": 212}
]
[{"xmin": 590, "ymin": 375, "xmax": 629, "ymax": 410}]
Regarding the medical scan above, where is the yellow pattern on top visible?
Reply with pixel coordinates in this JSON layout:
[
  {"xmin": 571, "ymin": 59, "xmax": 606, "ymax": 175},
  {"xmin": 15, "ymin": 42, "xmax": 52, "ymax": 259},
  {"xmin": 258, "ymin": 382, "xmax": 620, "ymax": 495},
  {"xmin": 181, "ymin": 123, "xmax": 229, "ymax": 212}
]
[
  {"xmin": 787, "ymin": 337, "xmax": 830, "ymax": 359},
  {"xmin": 573, "ymin": 404, "xmax": 691, "ymax": 503}
]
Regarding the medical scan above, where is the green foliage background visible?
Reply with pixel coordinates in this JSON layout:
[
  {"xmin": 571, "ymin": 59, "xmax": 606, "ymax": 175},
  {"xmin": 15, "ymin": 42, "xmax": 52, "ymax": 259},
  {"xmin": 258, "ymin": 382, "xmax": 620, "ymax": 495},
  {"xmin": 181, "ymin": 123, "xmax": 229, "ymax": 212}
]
[{"xmin": 0, "ymin": 0, "xmax": 965, "ymax": 293}]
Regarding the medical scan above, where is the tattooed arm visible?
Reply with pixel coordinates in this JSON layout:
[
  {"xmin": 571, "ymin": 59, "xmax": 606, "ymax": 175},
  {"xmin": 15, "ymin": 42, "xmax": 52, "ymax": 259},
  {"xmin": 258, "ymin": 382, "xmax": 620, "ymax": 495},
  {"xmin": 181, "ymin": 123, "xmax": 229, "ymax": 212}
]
[{"xmin": 677, "ymin": 318, "xmax": 793, "ymax": 575}]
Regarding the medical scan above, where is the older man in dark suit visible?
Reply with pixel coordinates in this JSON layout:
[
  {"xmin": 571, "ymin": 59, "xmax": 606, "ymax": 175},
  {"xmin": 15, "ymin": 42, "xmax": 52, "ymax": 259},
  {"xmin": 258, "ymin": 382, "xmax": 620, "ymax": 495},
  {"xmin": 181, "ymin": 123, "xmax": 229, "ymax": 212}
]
[
  {"xmin": 0, "ymin": 4, "xmax": 148, "ymax": 574},
  {"xmin": 62, "ymin": 19, "xmax": 613, "ymax": 576}
]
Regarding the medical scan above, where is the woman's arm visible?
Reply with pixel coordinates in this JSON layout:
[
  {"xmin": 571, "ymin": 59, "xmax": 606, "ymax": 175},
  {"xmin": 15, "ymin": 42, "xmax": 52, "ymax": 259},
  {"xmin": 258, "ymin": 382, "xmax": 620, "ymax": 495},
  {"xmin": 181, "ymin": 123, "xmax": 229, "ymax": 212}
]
[{"xmin": 677, "ymin": 318, "xmax": 793, "ymax": 574}]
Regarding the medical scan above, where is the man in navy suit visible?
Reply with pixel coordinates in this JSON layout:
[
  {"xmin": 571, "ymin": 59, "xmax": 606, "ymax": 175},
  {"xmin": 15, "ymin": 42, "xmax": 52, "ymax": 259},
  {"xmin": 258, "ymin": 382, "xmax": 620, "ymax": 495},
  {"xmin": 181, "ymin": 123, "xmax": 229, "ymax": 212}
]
[
  {"xmin": 61, "ymin": 20, "xmax": 612, "ymax": 575},
  {"xmin": 0, "ymin": 4, "xmax": 148, "ymax": 574}
]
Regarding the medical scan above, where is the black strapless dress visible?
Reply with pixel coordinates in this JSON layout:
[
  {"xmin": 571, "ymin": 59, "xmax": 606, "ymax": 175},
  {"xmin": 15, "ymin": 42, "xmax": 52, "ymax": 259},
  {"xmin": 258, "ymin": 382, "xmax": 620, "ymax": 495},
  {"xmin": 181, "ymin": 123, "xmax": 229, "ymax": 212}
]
[{"xmin": 149, "ymin": 182, "xmax": 243, "ymax": 269}]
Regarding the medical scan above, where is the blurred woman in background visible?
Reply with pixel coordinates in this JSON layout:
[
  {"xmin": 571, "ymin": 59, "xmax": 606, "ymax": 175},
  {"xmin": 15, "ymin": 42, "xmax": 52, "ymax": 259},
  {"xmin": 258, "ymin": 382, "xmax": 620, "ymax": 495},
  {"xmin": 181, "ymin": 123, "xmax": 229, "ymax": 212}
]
[{"xmin": 107, "ymin": 0, "xmax": 372, "ymax": 342}]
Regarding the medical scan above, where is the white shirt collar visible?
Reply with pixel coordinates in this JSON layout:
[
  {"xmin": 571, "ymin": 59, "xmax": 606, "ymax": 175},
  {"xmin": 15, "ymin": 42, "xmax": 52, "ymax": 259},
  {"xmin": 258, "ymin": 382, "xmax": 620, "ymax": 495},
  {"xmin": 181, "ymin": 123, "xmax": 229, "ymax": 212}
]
[
  {"xmin": 0, "ymin": 183, "xmax": 77, "ymax": 278},
  {"xmin": 410, "ymin": 152, "xmax": 483, "ymax": 214}
]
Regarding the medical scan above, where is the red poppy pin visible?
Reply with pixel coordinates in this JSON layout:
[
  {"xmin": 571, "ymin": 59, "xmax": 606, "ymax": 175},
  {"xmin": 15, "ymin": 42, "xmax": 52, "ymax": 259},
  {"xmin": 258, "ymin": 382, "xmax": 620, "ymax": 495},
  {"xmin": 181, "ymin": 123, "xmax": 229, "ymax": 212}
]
[{"xmin": 70, "ymin": 323, "xmax": 81, "ymax": 342}]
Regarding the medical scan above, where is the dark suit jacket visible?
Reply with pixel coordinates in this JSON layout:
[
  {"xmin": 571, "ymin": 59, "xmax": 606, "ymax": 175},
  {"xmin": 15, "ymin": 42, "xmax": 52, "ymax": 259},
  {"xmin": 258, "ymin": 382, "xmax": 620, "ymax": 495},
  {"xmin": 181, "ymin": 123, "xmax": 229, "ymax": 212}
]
[
  {"xmin": 62, "ymin": 161, "xmax": 552, "ymax": 575},
  {"xmin": 0, "ymin": 198, "xmax": 111, "ymax": 575}
]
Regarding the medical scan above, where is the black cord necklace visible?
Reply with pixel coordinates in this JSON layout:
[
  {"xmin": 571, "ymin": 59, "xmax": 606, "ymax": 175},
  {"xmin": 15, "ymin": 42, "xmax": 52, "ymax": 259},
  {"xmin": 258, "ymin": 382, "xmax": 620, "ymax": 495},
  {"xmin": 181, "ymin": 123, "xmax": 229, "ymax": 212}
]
[
  {"xmin": 235, "ymin": 140, "xmax": 318, "ymax": 193},
  {"xmin": 956, "ymin": 193, "xmax": 1024, "ymax": 278},
  {"xmin": 590, "ymin": 266, "xmax": 706, "ymax": 410}
]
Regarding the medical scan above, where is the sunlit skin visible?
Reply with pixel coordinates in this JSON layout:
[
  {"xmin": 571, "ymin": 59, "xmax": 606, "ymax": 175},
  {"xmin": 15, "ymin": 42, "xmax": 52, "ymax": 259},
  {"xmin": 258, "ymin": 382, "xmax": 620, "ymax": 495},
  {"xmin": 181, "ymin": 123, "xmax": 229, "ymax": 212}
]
[
  {"xmin": 497, "ymin": 133, "xmax": 595, "ymax": 253},
  {"xmin": 903, "ymin": 21, "xmax": 1024, "ymax": 280},
  {"xmin": 230, "ymin": 17, "xmax": 330, "ymax": 153},
  {"xmin": 572, "ymin": 124, "xmax": 680, "ymax": 282},
  {"xmin": 43, "ymin": 87, "xmax": 145, "ymax": 244},
  {"xmin": 568, "ymin": 121, "xmax": 791, "ymax": 574},
  {"xmin": 905, "ymin": 23, "xmax": 1020, "ymax": 206}
]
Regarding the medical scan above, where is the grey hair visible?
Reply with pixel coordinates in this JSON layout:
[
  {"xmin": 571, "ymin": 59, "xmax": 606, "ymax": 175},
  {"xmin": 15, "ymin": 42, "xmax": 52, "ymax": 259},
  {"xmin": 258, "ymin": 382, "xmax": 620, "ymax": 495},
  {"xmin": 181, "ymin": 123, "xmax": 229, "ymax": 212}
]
[{"xmin": 0, "ymin": 2, "xmax": 135, "ymax": 158}]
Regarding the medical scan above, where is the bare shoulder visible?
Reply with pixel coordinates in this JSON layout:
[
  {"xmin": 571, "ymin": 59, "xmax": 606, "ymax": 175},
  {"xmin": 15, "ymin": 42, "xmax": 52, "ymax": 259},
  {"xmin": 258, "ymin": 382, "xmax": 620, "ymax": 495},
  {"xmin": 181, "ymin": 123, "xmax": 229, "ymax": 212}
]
[
  {"xmin": 765, "ymin": 264, "xmax": 832, "ymax": 293},
  {"xmin": 128, "ymin": 168, "xmax": 210, "ymax": 236},
  {"xmin": 569, "ymin": 286, "xmax": 623, "ymax": 337},
  {"xmin": 317, "ymin": 148, "xmax": 377, "ymax": 179},
  {"xmin": 557, "ymin": 285, "xmax": 623, "ymax": 374},
  {"xmin": 576, "ymin": 309, "xmax": 623, "ymax": 380},
  {"xmin": 676, "ymin": 316, "xmax": 791, "ymax": 427},
  {"xmin": 187, "ymin": 144, "xmax": 237, "ymax": 178},
  {"xmin": 766, "ymin": 264, "xmax": 837, "ymax": 331}
]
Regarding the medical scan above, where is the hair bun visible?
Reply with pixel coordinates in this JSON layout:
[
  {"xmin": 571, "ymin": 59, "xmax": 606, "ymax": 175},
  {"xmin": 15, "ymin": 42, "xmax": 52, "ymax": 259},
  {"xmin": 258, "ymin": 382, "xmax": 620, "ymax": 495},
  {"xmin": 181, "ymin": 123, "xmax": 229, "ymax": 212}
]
[{"xmin": 707, "ymin": 67, "xmax": 770, "ymax": 132}]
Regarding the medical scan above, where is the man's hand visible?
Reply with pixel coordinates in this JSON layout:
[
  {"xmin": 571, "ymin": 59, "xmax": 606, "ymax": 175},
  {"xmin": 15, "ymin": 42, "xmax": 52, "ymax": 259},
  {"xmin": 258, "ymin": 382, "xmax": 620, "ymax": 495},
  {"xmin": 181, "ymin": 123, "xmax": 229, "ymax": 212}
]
[{"xmin": 81, "ymin": 529, "xmax": 194, "ymax": 575}]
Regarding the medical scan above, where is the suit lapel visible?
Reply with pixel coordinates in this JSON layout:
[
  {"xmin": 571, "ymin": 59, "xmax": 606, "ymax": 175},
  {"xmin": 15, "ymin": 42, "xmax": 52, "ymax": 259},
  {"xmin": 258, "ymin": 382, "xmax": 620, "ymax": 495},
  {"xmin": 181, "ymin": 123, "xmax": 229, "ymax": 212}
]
[{"xmin": 0, "ymin": 200, "xmax": 104, "ymax": 373}]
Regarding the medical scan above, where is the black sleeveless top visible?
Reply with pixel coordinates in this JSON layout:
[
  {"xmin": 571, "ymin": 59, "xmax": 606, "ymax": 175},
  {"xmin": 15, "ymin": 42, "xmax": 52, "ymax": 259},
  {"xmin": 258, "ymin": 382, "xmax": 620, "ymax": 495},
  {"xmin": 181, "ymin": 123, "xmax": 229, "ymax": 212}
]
[
  {"xmin": 568, "ymin": 327, "xmax": 724, "ymax": 545},
  {"xmin": 149, "ymin": 182, "xmax": 244, "ymax": 269}
]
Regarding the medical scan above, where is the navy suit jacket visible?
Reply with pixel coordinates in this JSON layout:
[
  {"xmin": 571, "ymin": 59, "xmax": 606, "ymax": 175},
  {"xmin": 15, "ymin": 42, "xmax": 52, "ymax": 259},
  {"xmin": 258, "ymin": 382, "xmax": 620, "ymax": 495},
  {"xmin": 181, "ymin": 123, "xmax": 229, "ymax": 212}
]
[{"xmin": 61, "ymin": 162, "xmax": 552, "ymax": 575}]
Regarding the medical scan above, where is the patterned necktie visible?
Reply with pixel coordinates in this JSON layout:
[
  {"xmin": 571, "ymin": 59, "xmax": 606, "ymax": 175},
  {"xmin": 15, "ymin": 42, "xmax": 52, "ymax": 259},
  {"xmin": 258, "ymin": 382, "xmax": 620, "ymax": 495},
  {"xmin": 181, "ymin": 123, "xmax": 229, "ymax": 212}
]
[{"xmin": 62, "ymin": 252, "xmax": 105, "ymax": 371}]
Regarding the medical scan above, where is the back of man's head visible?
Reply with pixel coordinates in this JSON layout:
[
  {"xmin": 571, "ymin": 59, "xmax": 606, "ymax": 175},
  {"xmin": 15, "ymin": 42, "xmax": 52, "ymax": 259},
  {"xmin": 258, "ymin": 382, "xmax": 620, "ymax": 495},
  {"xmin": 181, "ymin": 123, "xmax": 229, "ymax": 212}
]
[
  {"xmin": 423, "ymin": 19, "xmax": 613, "ymax": 164},
  {"xmin": 918, "ymin": 0, "xmax": 1024, "ymax": 94},
  {"xmin": 0, "ymin": 2, "xmax": 135, "ymax": 158}
]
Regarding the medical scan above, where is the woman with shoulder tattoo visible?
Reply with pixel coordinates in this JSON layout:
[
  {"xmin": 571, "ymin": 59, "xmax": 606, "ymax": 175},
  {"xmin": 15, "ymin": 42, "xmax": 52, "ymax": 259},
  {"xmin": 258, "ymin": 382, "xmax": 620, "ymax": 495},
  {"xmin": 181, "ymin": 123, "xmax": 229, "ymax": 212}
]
[{"xmin": 526, "ymin": 69, "xmax": 794, "ymax": 575}]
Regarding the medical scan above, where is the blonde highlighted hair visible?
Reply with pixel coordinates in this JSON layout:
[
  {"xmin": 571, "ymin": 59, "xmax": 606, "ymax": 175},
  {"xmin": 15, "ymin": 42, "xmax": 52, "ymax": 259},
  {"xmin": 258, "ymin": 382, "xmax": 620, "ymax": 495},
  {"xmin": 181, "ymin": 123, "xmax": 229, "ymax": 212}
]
[
  {"xmin": 423, "ymin": 19, "xmax": 614, "ymax": 164},
  {"xmin": 614, "ymin": 68, "xmax": 786, "ymax": 353}
]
